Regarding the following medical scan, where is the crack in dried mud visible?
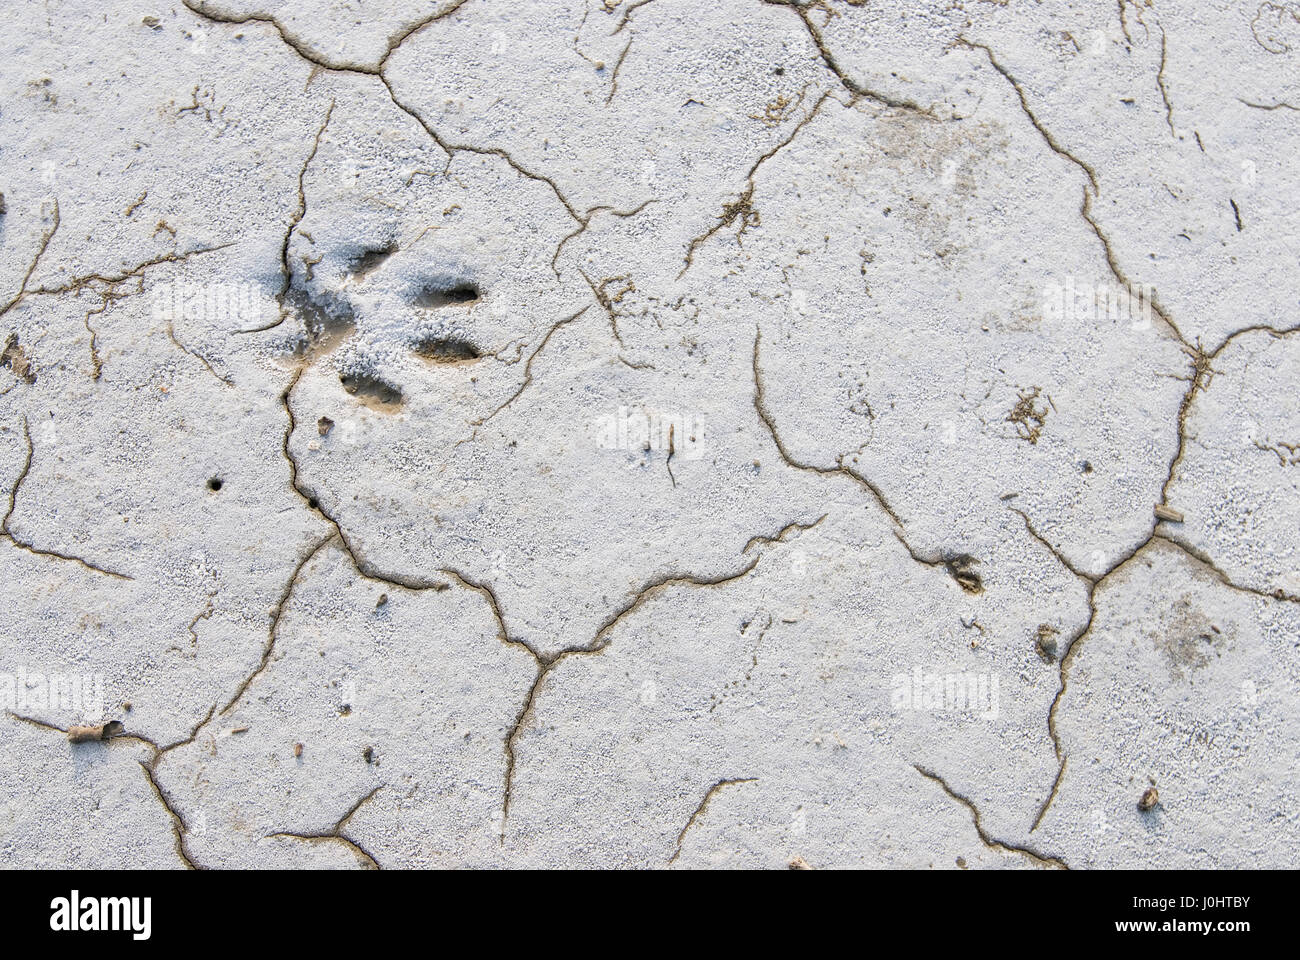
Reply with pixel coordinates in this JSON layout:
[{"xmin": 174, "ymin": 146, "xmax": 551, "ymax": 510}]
[
  {"xmin": 667, "ymin": 776, "xmax": 758, "ymax": 865},
  {"xmin": 914, "ymin": 764, "xmax": 1067, "ymax": 869},
  {"xmin": 3, "ymin": 417, "xmax": 133, "ymax": 579},
  {"xmin": 266, "ymin": 784, "xmax": 385, "ymax": 870}
]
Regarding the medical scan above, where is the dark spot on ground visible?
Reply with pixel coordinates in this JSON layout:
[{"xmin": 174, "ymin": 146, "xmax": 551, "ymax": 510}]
[
  {"xmin": 349, "ymin": 242, "xmax": 398, "ymax": 278},
  {"xmin": 944, "ymin": 554, "xmax": 983, "ymax": 594},
  {"xmin": 413, "ymin": 283, "xmax": 479, "ymax": 308},
  {"xmin": 413, "ymin": 335, "xmax": 481, "ymax": 363}
]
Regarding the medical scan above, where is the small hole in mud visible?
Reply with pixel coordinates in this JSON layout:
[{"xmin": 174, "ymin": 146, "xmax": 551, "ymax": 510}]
[
  {"xmin": 208, "ymin": 478, "xmax": 223, "ymax": 492},
  {"xmin": 414, "ymin": 335, "xmax": 482, "ymax": 364},
  {"xmin": 413, "ymin": 283, "xmax": 479, "ymax": 308},
  {"xmin": 286, "ymin": 286, "xmax": 356, "ymax": 350},
  {"xmin": 307, "ymin": 497, "xmax": 319, "ymax": 510},
  {"xmin": 944, "ymin": 554, "xmax": 983, "ymax": 594},
  {"xmin": 349, "ymin": 242, "xmax": 398, "ymax": 278},
  {"xmin": 339, "ymin": 371, "xmax": 403, "ymax": 407}
]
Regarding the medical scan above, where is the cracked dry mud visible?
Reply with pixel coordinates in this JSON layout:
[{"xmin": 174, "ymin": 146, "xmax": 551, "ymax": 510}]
[{"xmin": 1, "ymin": 0, "xmax": 1298, "ymax": 870}]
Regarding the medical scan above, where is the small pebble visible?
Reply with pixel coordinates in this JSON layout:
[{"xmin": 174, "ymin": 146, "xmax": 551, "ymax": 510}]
[{"xmin": 1154, "ymin": 504, "xmax": 1184, "ymax": 523}]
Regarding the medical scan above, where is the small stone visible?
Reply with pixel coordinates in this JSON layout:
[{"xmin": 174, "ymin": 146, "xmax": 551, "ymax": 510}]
[
  {"xmin": 1035, "ymin": 624, "xmax": 1059, "ymax": 663},
  {"xmin": 67, "ymin": 721, "xmax": 124, "ymax": 743},
  {"xmin": 1154, "ymin": 504, "xmax": 1184, "ymax": 523},
  {"xmin": 317, "ymin": 416, "xmax": 334, "ymax": 436},
  {"xmin": 1138, "ymin": 786, "xmax": 1159, "ymax": 811},
  {"xmin": 1, "ymin": 333, "xmax": 36, "ymax": 384},
  {"xmin": 293, "ymin": 742, "xmax": 304, "ymax": 758}
]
